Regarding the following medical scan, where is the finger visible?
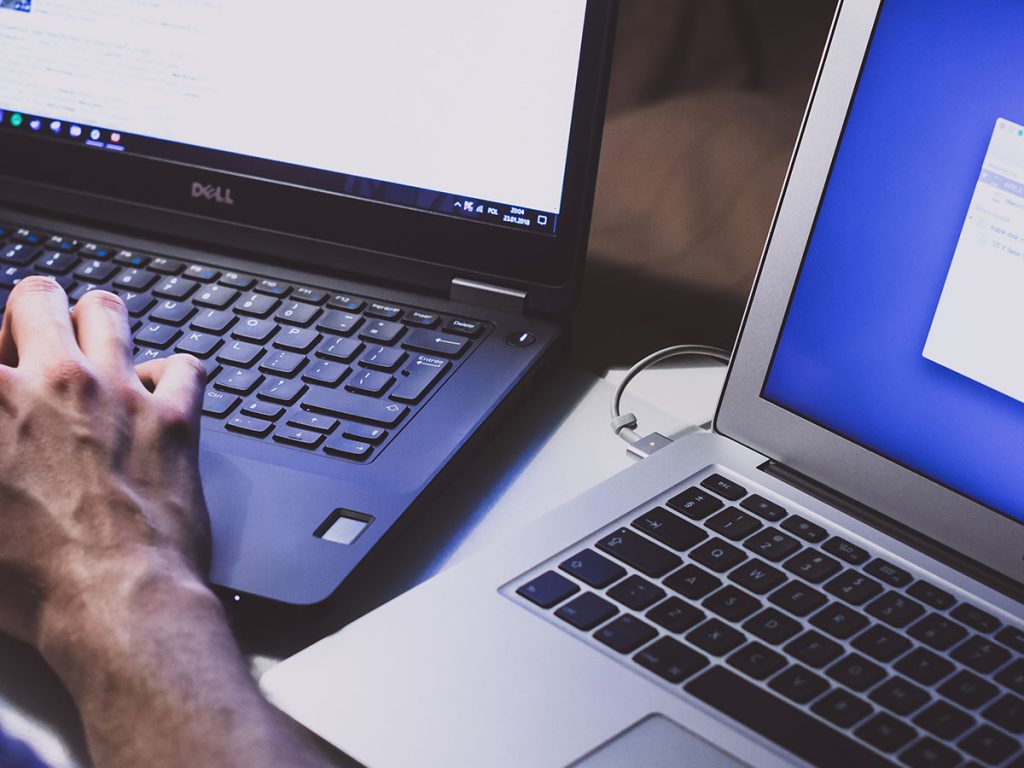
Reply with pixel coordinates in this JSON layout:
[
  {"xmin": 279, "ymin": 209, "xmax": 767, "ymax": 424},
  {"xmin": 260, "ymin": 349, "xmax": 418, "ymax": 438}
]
[
  {"xmin": 71, "ymin": 291, "xmax": 138, "ymax": 383},
  {"xmin": 0, "ymin": 277, "xmax": 81, "ymax": 370},
  {"xmin": 136, "ymin": 354, "xmax": 206, "ymax": 411}
]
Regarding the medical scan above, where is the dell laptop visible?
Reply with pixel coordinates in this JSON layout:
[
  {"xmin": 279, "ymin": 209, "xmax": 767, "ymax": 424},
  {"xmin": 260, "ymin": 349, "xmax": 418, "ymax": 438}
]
[
  {"xmin": 263, "ymin": 0, "xmax": 1024, "ymax": 765},
  {"xmin": 0, "ymin": 1, "xmax": 617, "ymax": 605}
]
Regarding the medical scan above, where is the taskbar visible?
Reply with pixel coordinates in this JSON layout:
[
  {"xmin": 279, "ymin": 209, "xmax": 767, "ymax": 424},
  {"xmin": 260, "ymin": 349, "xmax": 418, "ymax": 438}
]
[{"xmin": 0, "ymin": 107, "xmax": 559, "ymax": 236}]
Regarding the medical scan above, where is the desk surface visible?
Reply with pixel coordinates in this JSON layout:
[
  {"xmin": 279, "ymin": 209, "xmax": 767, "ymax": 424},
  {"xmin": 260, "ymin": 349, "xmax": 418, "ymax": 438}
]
[{"xmin": 0, "ymin": 361, "xmax": 726, "ymax": 768}]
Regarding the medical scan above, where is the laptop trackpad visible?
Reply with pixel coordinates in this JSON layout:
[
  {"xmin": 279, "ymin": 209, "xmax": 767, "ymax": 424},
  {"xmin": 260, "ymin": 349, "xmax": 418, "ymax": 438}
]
[{"xmin": 569, "ymin": 715, "xmax": 748, "ymax": 768}]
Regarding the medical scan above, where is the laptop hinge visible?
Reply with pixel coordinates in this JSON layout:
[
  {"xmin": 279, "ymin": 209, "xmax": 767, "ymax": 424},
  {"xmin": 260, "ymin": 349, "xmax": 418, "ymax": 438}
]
[
  {"xmin": 449, "ymin": 278, "xmax": 527, "ymax": 314},
  {"xmin": 760, "ymin": 460, "xmax": 1024, "ymax": 602}
]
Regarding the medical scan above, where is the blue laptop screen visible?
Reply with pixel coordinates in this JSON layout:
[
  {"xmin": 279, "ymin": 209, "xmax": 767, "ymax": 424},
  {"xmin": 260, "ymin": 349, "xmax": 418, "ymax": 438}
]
[{"xmin": 764, "ymin": 0, "xmax": 1024, "ymax": 525}]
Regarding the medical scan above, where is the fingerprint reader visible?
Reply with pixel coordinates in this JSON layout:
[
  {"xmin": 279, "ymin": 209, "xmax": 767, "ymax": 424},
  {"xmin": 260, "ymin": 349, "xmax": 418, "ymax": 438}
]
[{"xmin": 317, "ymin": 509, "xmax": 374, "ymax": 545}]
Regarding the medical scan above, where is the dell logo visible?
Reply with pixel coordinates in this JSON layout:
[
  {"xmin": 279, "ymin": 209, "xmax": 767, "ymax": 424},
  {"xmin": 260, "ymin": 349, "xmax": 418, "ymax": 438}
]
[{"xmin": 191, "ymin": 181, "xmax": 235, "ymax": 206}]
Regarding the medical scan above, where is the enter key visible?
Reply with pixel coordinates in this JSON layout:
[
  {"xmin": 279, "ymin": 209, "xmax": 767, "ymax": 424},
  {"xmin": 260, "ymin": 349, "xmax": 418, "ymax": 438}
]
[{"xmin": 390, "ymin": 355, "xmax": 451, "ymax": 403}]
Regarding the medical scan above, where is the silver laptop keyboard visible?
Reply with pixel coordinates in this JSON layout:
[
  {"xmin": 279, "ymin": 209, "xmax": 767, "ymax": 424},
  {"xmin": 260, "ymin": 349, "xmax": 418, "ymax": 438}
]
[
  {"xmin": 0, "ymin": 222, "xmax": 488, "ymax": 464},
  {"xmin": 509, "ymin": 468, "xmax": 1024, "ymax": 768}
]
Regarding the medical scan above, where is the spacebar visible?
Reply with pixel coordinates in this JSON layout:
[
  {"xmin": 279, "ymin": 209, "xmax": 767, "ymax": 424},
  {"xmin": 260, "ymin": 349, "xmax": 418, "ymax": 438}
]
[{"xmin": 684, "ymin": 667, "xmax": 895, "ymax": 768}]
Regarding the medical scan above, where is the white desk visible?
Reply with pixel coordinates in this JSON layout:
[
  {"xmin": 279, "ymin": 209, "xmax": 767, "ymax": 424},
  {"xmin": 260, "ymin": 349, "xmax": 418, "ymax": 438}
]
[{"xmin": 0, "ymin": 361, "xmax": 726, "ymax": 768}]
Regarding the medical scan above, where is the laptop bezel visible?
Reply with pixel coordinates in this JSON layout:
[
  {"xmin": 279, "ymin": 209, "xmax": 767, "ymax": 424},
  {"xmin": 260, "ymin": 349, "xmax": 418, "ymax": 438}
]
[
  {"xmin": 0, "ymin": 1, "xmax": 618, "ymax": 314},
  {"xmin": 716, "ymin": 0, "xmax": 1024, "ymax": 584}
]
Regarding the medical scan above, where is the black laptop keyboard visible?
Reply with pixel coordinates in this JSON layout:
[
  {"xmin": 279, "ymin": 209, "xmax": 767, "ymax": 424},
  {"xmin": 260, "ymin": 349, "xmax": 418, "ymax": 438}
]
[
  {"xmin": 512, "ymin": 470, "xmax": 1024, "ymax": 768},
  {"xmin": 0, "ymin": 223, "xmax": 488, "ymax": 463}
]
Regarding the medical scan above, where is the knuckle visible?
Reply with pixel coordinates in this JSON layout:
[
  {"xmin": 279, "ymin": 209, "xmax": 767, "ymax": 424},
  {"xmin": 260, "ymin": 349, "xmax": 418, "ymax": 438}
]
[
  {"xmin": 173, "ymin": 354, "xmax": 207, "ymax": 384},
  {"xmin": 43, "ymin": 358, "xmax": 97, "ymax": 394},
  {"xmin": 158, "ymin": 402, "xmax": 197, "ymax": 439}
]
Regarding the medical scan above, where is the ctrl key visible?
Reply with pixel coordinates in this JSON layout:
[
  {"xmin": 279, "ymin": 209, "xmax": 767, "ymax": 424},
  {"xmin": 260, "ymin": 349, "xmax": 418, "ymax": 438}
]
[
  {"xmin": 516, "ymin": 571, "xmax": 579, "ymax": 609},
  {"xmin": 555, "ymin": 592, "xmax": 618, "ymax": 631},
  {"xmin": 634, "ymin": 637, "xmax": 708, "ymax": 684}
]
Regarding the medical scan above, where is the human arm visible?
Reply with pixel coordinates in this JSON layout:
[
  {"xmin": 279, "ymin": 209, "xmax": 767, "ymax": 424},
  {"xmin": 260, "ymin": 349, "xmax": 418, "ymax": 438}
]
[{"xmin": 0, "ymin": 277, "xmax": 334, "ymax": 768}]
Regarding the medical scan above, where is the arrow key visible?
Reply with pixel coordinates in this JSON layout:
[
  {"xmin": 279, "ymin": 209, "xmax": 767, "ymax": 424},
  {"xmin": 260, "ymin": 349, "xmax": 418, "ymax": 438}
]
[{"xmin": 402, "ymin": 329, "xmax": 469, "ymax": 358}]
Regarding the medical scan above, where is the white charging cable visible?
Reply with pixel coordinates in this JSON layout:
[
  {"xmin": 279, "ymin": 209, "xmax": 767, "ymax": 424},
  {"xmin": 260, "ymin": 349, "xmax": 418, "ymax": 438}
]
[{"xmin": 610, "ymin": 344, "xmax": 731, "ymax": 457}]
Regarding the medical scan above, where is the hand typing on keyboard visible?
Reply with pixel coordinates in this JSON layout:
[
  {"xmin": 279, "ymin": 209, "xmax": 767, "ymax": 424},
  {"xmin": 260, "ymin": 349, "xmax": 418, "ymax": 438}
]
[{"xmin": 0, "ymin": 276, "xmax": 333, "ymax": 768}]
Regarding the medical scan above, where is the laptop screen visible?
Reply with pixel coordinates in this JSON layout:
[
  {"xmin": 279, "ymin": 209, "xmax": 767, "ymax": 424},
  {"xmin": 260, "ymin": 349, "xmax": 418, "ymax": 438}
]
[
  {"xmin": 764, "ymin": 0, "xmax": 1024, "ymax": 526},
  {"xmin": 0, "ymin": 1, "xmax": 587, "ymax": 237}
]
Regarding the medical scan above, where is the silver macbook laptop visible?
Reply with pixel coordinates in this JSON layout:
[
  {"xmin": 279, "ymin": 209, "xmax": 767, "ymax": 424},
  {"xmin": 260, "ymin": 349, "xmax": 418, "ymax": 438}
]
[{"xmin": 262, "ymin": 1, "xmax": 1024, "ymax": 765}]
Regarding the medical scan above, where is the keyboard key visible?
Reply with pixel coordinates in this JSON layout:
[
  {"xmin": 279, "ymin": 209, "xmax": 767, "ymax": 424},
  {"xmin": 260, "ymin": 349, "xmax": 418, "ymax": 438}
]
[
  {"xmin": 634, "ymin": 637, "xmax": 708, "ymax": 684},
  {"xmin": 951, "ymin": 604, "xmax": 1001, "ymax": 635},
  {"xmin": 728, "ymin": 641, "xmax": 786, "ymax": 680},
  {"xmin": 114, "ymin": 250, "xmax": 149, "ymax": 268},
  {"xmin": 260, "ymin": 350, "xmax": 306, "ymax": 377},
  {"xmin": 996, "ymin": 659, "xmax": 1024, "ymax": 695},
  {"xmin": 116, "ymin": 290, "xmax": 156, "ymax": 317},
  {"xmin": 895, "ymin": 647, "xmax": 955, "ymax": 687},
  {"xmin": 865, "ymin": 559, "xmax": 913, "ymax": 588},
  {"xmin": 241, "ymin": 400, "xmax": 285, "ymax": 421},
  {"xmin": 703, "ymin": 586, "xmax": 761, "ymax": 623},
  {"xmin": 444, "ymin": 318, "xmax": 482, "ymax": 337},
  {"xmin": 0, "ymin": 243, "xmax": 38, "ymax": 267},
  {"xmin": 825, "ymin": 571, "xmax": 884, "ymax": 606},
  {"xmin": 192, "ymin": 308, "xmax": 236, "ymax": 334},
  {"xmin": 255, "ymin": 279, "xmax": 289, "ymax": 297},
  {"xmin": 870, "ymin": 676, "xmax": 930, "ymax": 716},
  {"xmin": 784, "ymin": 550, "xmax": 842, "ymax": 584},
  {"xmin": 286, "ymin": 409, "xmax": 338, "ymax": 434},
  {"xmin": 914, "ymin": 700, "xmax": 976, "ymax": 739},
  {"xmin": 318, "ymin": 335, "xmax": 364, "ymax": 362},
  {"xmin": 740, "ymin": 494, "xmax": 787, "ymax": 522},
  {"xmin": 607, "ymin": 575, "xmax": 665, "ymax": 611},
  {"xmin": 811, "ymin": 604, "xmax": 869, "ymax": 640},
  {"xmin": 134, "ymin": 347, "xmax": 173, "ymax": 366},
  {"xmin": 663, "ymin": 564, "xmax": 721, "ymax": 600},
  {"xmin": 728, "ymin": 558, "xmax": 786, "ymax": 595},
  {"xmin": 147, "ymin": 256, "xmax": 183, "ymax": 275},
  {"xmin": 743, "ymin": 608, "xmax": 801, "ymax": 645},
  {"xmin": 769, "ymin": 581, "xmax": 827, "ymax": 617},
  {"xmin": 176, "ymin": 331, "xmax": 221, "ymax": 359},
  {"xmin": 596, "ymin": 528, "xmax": 681, "ymax": 577},
  {"xmin": 79, "ymin": 243, "xmax": 116, "ymax": 260},
  {"xmin": 402, "ymin": 328, "xmax": 468, "ymax": 356},
  {"xmin": 958, "ymin": 725, "xmax": 1019, "ymax": 765},
  {"xmin": 631, "ymin": 507, "xmax": 707, "ymax": 551},
  {"xmin": 785, "ymin": 630, "xmax": 845, "ymax": 669},
  {"xmin": 827, "ymin": 653, "xmax": 885, "ymax": 692},
  {"xmin": 291, "ymin": 286, "xmax": 326, "ymax": 304},
  {"xmin": 852, "ymin": 624, "xmax": 912, "ymax": 663},
  {"xmin": 907, "ymin": 581, "xmax": 957, "ymax": 611},
  {"xmin": 686, "ymin": 667, "xmax": 888, "ymax": 767},
  {"xmin": 258, "ymin": 377, "xmax": 307, "ymax": 405},
  {"xmin": 346, "ymin": 369, "xmax": 394, "ymax": 396},
  {"xmin": 952, "ymin": 636, "xmax": 1011, "ymax": 675},
  {"xmin": 136, "ymin": 322, "xmax": 181, "ymax": 349},
  {"xmin": 274, "ymin": 326, "xmax": 320, "ymax": 354},
  {"xmin": 823, "ymin": 537, "xmax": 870, "ymax": 565},
  {"xmin": 113, "ymin": 268, "xmax": 158, "ymax": 291},
  {"xmin": 686, "ymin": 618, "xmax": 745, "ymax": 656},
  {"xmin": 150, "ymin": 299, "xmax": 195, "ymax": 326},
  {"xmin": 218, "ymin": 340, "xmax": 263, "ymax": 368},
  {"xmin": 220, "ymin": 271, "xmax": 256, "ymax": 290},
  {"xmin": 517, "ymin": 571, "xmax": 579, "ymax": 609},
  {"xmin": 201, "ymin": 390, "xmax": 239, "ymax": 418},
  {"xmin": 343, "ymin": 423, "xmax": 388, "ymax": 444},
  {"xmin": 689, "ymin": 538, "xmax": 746, "ymax": 573},
  {"xmin": 898, "ymin": 737, "xmax": 960, "ymax": 768},
  {"xmin": 46, "ymin": 234, "xmax": 80, "ymax": 253},
  {"xmin": 232, "ymin": 318, "xmax": 278, "ymax": 345},
  {"xmin": 304, "ymin": 360, "xmax": 351, "ymax": 387},
  {"xmin": 192, "ymin": 285, "xmax": 237, "ymax": 310},
  {"xmin": 273, "ymin": 427, "xmax": 324, "ymax": 449},
  {"xmin": 0, "ymin": 266, "xmax": 30, "ymax": 288},
  {"xmin": 366, "ymin": 301, "xmax": 403, "ymax": 320},
  {"xmin": 318, "ymin": 309, "xmax": 362, "ymax": 335},
  {"xmin": 780, "ymin": 515, "xmax": 828, "ymax": 543},
  {"xmin": 646, "ymin": 597, "xmax": 705, "ymax": 634},
  {"xmin": 559, "ymin": 550, "xmax": 626, "ymax": 589},
  {"xmin": 36, "ymin": 250, "xmax": 78, "ymax": 275},
  {"xmin": 327, "ymin": 294, "xmax": 365, "ymax": 312},
  {"xmin": 555, "ymin": 592, "xmax": 617, "ymax": 631},
  {"xmin": 666, "ymin": 487, "xmax": 723, "ymax": 520},
  {"xmin": 12, "ymin": 227, "xmax": 46, "ymax": 246},
  {"xmin": 705, "ymin": 507, "xmax": 762, "ymax": 541},
  {"xmin": 909, "ymin": 614, "xmax": 968, "ymax": 651},
  {"xmin": 226, "ymin": 415, "xmax": 273, "ymax": 438},
  {"xmin": 185, "ymin": 265, "xmax": 220, "ymax": 283},
  {"xmin": 361, "ymin": 319, "xmax": 406, "ymax": 345},
  {"xmin": 982, "ymin": 693, "xmax": 1024, "ymax": 735},
  {"xmin": 769, "ymin": 664, "xmax": 830, "ymax": 705},
  {"xmin": 868, "ymin": 592, "xmax": 926, "ymax": 629},
  {"xmin": 303, "ymin": 389, "xmax": 409, "ymax": 426},
  {"xmin": 390, "ymin": 355, "xmax": 449, "ymax": 403},
  {"xmin": 744, "ymin": 529, "xmax": 802, "ymax": 562},
  {"xmin": 404, "ymin": 310, "xmax": 439, "ymax": 328},
  {"xmin": 323, "ymin": 436, "xmax": 373, "ymax": 460},
  {"xmin": 154, "ymin": 276, "xmax": 199, "ymax": 300},
  {"xmin": 812, "ymin": 688, "xmax": 873, "ymax": 729},
  {"xmin": 595, "ymin": 614, "xmax": 658, "ymax": 654},
  {"xmin": 939, "ymin": 671, "xmax": 998, "ymax": 710},
  {"xmin": 217, "ymin": 368, "xmax": 264, "ymax": 395},
  {"xmin": 855, "ymin": 713, "xmax": 917, "ymax": 753},
  {"xmin": 236, "ymin": 292, "xmax": 279, "ymax": 318},
  {"xmin": 75, "ymin": 259, "xmax": 119, "ymax": 283},
  {"xmin": 276, "ymin": 301, "xmax": 321, "ymax": 327},
  {"xmin": 700, "ymin": 474, "xmax": 747, "ymax": 501}
]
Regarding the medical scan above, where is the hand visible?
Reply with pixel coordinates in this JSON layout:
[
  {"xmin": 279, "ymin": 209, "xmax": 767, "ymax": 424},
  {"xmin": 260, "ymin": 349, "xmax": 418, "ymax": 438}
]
[{"xmin": 0, "ymin": 277, "xmax": 210, "ymax": 649}]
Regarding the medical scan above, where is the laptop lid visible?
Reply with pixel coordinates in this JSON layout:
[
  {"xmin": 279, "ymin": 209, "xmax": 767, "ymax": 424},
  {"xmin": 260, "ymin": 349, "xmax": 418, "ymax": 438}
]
[
  {"xmin": 0, "ymin": 1, "xmax": 617, "ymax": 313},
  {"xmin": 718, "ymin": 0, "xmax": 1024, "ymax": 586}
]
